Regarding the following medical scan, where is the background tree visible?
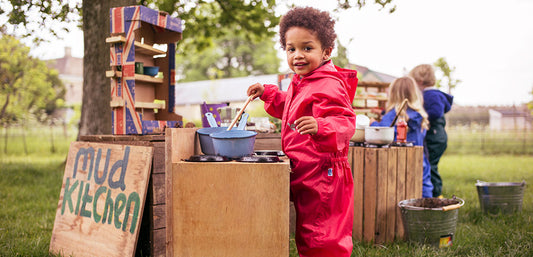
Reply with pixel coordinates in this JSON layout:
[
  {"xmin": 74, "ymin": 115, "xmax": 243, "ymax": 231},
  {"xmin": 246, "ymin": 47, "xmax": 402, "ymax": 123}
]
[
  {"xmin": 0, "ymin": 34, "xmax": 65, "ymax": 153},
  {"xmin": 331, "ymin": 39, "xmax": 350, "ymax": 68},
  {"xmin": 177, "ymin": 29, "xmax": 280, "ymax": 82},
  {"xmin": 434, "ymin": 57, "xmax": 461, "ymax": 95},
  {"xmin": 1, "ymin": 0, "xmax": 396, "ymax": 136},
  {"xmin": 0, "ymin": 34, "xmax": 65, "ymax": 124}
]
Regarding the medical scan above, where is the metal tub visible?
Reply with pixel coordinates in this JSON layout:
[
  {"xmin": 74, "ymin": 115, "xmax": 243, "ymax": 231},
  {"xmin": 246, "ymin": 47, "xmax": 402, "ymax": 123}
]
[
  {"xmin": 398, "ymin": 198, "xmax": 464, "ymax": 248},
  {"xmin": 476, "ymin": 180, "xmax": 526, "ymax": 215}
]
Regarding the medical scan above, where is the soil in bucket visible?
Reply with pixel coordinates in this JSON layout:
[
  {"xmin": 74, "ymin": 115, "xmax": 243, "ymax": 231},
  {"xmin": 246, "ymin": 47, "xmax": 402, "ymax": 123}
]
[{"xmin": 398, "ymin": 197, "xmax": 464, "ymax": 248}]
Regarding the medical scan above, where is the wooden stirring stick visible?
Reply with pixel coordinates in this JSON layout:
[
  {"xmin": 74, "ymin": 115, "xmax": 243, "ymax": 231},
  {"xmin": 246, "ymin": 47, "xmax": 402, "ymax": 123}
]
[
  {"xmin": 389, "ymin": 98, "xmax": 409, "ymax": 127},
  {"xmin": 227, "ymin": 95, "xmax": 254, "ymax": 131}
]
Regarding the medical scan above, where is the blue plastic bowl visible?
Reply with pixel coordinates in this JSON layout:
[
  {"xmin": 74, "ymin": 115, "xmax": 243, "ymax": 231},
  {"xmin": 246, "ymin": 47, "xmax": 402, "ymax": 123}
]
[
  {"xmin": 210, "ymin": 130, "xmax": 257, "ymax": 158},
  {"xmin": 143, "ymin": 66, "xmax": 159, "ymax": 76}
]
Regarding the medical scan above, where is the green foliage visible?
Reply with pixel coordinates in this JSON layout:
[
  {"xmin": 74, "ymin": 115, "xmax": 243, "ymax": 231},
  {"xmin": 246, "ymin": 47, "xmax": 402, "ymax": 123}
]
[
  {"xmin": 147, "ymin": 0, "xmax": 279, "ymax": 53},
  {"xmin": 0, "ymin": 0, "xmax": 81, "ymax": 43},
  {"xmin": 434, "ymin": 57, "xmax": 461, "ymax": 95},
  {"xmin": 331, "ymin": 39, "xmax": 350, "ymax": 68},
  {"xmin": 0, "ymin": 34, "xmax": 65, "ymax": 126},
  {"xmin": 334, "ymin": 0, "xmax": 396, "ymax": 13},
  {"xmin": 176, "ymin": 28, "xmax": 280, "ymax": 82}
]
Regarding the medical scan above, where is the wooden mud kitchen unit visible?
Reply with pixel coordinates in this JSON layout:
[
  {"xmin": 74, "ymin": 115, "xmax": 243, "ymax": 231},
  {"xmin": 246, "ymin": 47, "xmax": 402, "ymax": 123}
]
[{"xmin": 78, "ymin": 5, "xmax": 424, "ymax": 257}]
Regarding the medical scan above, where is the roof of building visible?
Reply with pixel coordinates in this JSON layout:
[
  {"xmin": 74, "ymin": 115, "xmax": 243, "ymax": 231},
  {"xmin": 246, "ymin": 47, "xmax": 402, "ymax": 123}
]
[
  {"xmin": 45, "ymin": 47, "xmax": 83, "ymax": 76},
  {"xmin": 350, "ymin": 64, "xmax": 396, "ymax": 83},
  {"xmin": 489, "ymin": 108, "xmax": 531, "ymax": 118}
]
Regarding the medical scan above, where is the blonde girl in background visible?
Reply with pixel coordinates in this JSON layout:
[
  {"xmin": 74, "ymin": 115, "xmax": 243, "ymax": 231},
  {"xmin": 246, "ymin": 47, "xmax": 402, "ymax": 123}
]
[{"xmin": 369, "ymin": 76, "xmax": 433, "ymax": 197}]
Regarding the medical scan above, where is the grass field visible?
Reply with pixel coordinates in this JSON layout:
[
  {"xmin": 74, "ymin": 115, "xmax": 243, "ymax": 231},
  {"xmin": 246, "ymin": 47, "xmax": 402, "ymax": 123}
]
[{"xmin": 0, "ymin": 127, "xmax": 532, "ymax": 256}]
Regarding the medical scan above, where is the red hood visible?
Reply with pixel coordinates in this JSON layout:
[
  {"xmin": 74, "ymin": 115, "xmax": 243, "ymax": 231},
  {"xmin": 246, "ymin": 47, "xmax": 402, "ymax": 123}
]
[{"xmin": 300, "ymin": 60, "xmax": 358, "ymax": 102}]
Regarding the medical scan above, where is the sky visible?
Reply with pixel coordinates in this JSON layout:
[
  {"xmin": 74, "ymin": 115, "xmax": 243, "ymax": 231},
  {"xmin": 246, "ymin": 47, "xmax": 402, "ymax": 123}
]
[{"xmin": 28, "ymin": 0, "xmax": 533, "ymax": 106}]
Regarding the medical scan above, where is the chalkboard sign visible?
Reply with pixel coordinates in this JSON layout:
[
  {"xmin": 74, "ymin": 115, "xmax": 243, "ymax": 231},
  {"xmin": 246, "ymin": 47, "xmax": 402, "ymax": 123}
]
[{"xmin": 50, "ymin": 141, "xmax": 153, "ymax": 257}]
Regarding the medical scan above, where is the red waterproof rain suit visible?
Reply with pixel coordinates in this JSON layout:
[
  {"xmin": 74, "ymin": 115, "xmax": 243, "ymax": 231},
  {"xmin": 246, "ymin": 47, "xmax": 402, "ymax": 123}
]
[{"xmin": 260, "ymin": 61, "xmax": 357, "ymax": 256}]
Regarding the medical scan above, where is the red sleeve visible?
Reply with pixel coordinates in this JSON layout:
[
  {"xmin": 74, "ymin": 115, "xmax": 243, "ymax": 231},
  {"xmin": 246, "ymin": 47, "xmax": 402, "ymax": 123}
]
[
  {"xmin": 309, "ymin": 80, "xmax": 356, "ymax": 152},
  {"xmin": 260, "ymin": 84, "xmax": 287, "ymax": 119}
]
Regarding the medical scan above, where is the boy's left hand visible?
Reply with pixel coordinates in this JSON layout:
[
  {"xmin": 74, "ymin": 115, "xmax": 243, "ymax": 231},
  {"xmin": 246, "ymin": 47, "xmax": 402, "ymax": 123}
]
[{"xmin": 295, "ymin": 116, "xmax": 317, "ymax": 135}]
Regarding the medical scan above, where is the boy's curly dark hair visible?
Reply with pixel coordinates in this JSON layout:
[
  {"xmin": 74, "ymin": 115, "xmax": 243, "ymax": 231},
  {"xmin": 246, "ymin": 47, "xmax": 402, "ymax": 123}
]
[{"xmin": 279, "ymin": 7, "xmax": 336, "ymax": 50}]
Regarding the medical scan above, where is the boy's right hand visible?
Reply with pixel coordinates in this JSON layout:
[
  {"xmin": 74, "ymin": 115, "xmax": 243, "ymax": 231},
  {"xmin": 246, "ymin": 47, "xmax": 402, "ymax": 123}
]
[{"xmin": 247, "ymin": 83, "xmax": 264, "ymax": 99}]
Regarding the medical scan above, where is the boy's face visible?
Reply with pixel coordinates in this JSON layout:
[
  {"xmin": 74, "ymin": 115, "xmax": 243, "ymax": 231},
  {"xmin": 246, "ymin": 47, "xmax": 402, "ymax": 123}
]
[{"xmin": 285, "ymin": 27, "xmax": 332, "ymax": 76}]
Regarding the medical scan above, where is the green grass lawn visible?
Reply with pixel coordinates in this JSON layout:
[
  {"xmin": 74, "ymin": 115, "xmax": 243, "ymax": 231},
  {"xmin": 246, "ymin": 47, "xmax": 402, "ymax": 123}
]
[
  {"xmin": 1, "ymin": 153, "xmax": 531, "ymax": 256},
  {"xmin": 0, "ymin": 155, "xmax": 66, "ymax": 257},
  {"xmin": 343, "ymin": 155, "xmax": 533, "ymax": 257}
]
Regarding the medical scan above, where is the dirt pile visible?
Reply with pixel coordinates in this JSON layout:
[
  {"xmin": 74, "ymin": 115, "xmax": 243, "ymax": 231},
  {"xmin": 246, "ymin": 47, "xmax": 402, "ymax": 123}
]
[{"xmin": 409, "ymin": 197, "xmax": 460, "ymax": 208}]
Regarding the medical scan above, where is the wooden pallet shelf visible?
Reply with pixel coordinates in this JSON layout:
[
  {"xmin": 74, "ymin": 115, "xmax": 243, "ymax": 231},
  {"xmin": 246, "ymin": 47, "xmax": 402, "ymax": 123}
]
[
  {"xmin": 106, "ymin": 36, "xmax": 166, "ymax": 55},
  {"xmin": 110, "ymin": 99, "xmax": 166, "ymax": 110},
  {"xmin": 106, "ymin": 70, "xmax": 163, "ymax": 84},
  {"xmin": 353, "ymin": 96, "xmax": 389, "ymax": 101}
]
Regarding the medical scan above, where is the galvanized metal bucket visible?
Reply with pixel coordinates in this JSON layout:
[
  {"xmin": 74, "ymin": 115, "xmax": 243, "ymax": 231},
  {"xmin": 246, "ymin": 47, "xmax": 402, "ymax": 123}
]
[
  {"xmin": 476, "ymin": 180, "xmax": 526, "ymax": 215},
  {"xmin": 398, "ymin": 198, "xmax": 465, "ymax": 248}
]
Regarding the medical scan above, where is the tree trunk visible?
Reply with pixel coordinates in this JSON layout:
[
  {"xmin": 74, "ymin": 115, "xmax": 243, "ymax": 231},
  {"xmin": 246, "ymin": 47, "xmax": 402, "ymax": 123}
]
[
  {"xmin": 3, "ymin": 125, "xmax": 7, "ymax": 154},
  {"xmin": 79, "ymin": 0, "xmax": 137, "ymax": 138}
]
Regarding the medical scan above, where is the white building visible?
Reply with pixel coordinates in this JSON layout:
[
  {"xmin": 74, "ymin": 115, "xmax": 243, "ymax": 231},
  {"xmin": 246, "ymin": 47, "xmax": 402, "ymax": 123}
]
[{"xmin": 489, "ymin": 108, "xmax": 532, "ymax": 130}]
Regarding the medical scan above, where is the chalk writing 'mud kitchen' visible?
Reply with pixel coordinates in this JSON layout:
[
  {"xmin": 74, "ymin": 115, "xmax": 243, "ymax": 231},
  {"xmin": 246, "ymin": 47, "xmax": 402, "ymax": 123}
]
[{"xmin": 50, "ymin": 142, "xmax": 153, "ymax": 257}]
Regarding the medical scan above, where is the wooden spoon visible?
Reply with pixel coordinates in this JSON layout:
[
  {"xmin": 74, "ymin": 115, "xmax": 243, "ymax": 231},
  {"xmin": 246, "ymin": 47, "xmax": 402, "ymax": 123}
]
[
  {"xmin": 227, "ymin": 95, "xmax": 254, "ymax": 131},
  {"xmin": 389, "ymin": 98, "xmax": 409, "ymax": 127}
]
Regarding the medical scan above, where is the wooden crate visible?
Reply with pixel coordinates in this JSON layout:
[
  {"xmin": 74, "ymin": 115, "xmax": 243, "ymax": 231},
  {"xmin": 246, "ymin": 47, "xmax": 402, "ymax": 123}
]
[
  {"xmin": 169, "ymin": 161, "xmax": 290, "ymax": 256},
  {"xmin": 164, "ymin": 128, "xmax": 290, "ymax": 256},
  {"xmin": 254, "ymin": 132, "xmax": 282, "ymax": 151},
  {"xmin": 349, "ymin": 146, "xmax": 423, "ymax": 244},
  {"xmin": 79, "ymin": 134, "xmax": 168, "ymax": 257}
]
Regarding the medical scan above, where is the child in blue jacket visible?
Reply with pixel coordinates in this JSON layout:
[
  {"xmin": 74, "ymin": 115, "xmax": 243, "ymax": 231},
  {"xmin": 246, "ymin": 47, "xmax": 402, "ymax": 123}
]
[
  {"xmin": 409, "ymin": 64, "xmax": 453, "ymax": 197},
  {"xmin": 370, "ymin": 76, "xmax": 433, "ymax": 198}
]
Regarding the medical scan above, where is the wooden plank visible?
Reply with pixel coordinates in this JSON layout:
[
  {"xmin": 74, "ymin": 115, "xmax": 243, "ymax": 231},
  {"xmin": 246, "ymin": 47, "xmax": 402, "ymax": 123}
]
[
  {"xmin": 50, "ymin": 142, "xmax": 153, "ymax": 257},
  {"xmin": 79, "ymin": 134, "xmax": 165, "ymax": 143},
  {"xmin": 151, "ymin": 173, "xmax": 165, "ymax": 205},
  {"xmin": 395, "ymin": 147, "xmax": 407, "ymax": 240},
  {"xmin": 385, "ymin": 148, "xmax": 398, "ymax": 243},
  {"xmin": 151, "ymin": 142, "xmax": 166, "ymax": 174},
  {"xmin": 152, "ymin": 204, "xmax": 166, "ymax": 230},
  {"xmin": 352, "ymin": 147, "xmax": 365, "ymax": 240},
  {"xmin": 374, "ymin": 148, "xmax": 388, "ymax": 244},
  {"xmin": 152, "ymin": 228, "xmax": 166, "ymax": 257},
  {"xmin": 135, "ymin": 84, "xmax": 156, "ymax": 103},
  {"xmin": 254, "ymin": 133, "xmax": 282, "ymax": 150},
  {"xmin": 171, "ymin": 162, "xmax": 290, "ymax": 256},
  {"xmin": 413, "ymin": 146, "xmax": 424, "ymax": 198},
  {"xmin": 363, "ymin": 149, "xmax": 377, "ymax": 242},
  {"xmin": 106, "ymin": 36, "xmax": 166, "ymax": 55},
  {"xmin": 165, "ymin": 128, "xmax": 199, "ymax": 257},
  {"xmin": 135, "ymin": 101, "xmax": 166, "ymax": 110},
  {"xmin": 166, "ymin": 128, "xmax": 200, "ymax": 163},
  {"xmin": 405, "ymin": 147, "xmax": 418, "ymax": 200}
]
